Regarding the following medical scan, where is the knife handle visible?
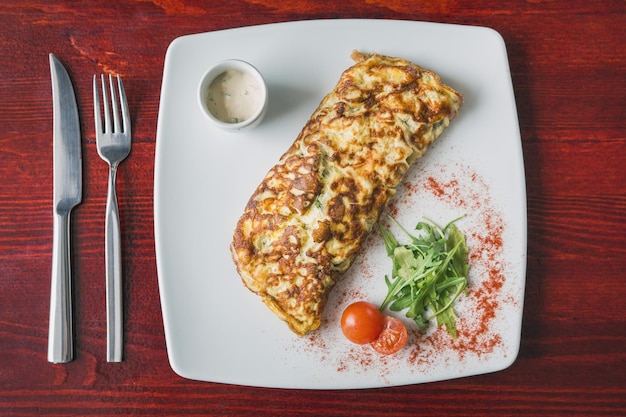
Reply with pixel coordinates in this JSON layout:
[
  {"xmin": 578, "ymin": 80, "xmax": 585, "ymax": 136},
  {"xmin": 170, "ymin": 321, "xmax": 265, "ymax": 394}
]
[
  {"xmin": 105, "ymin": 164, "xmax": 123, "ymax": 362},
  {"xmin": 48, "ymin": 212, "xmax": 74, "ymax": 363}
]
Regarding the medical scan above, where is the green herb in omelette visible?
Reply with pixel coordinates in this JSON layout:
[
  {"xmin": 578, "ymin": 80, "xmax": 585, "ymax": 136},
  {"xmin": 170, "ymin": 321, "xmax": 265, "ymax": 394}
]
[{"xmin": 378, "ymin": 216, "xmax": 469, "ymax": 338}]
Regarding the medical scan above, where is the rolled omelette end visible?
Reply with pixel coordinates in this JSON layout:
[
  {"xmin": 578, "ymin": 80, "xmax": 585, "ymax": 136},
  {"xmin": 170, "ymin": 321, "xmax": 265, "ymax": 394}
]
[{"xmin": 230, "ymin": 51, "xmax": 463, "ymax": 336}]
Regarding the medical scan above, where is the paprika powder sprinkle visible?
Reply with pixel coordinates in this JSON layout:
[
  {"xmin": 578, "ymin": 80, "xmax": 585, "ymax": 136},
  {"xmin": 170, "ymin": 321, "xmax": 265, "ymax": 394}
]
[{"xmin": 288, "ymin": 162, "xmax": 517, "ymax": 379}]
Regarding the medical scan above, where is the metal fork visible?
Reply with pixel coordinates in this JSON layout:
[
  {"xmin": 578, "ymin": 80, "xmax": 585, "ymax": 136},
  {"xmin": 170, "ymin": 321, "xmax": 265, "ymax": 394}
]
[{"xmin": 93, "ymin": 74, "xmax": 131, "ymax": 362}]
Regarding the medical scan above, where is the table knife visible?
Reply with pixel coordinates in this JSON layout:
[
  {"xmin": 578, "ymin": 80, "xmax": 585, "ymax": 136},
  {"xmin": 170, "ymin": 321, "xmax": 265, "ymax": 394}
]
[{"xmin": 48, "ymin": 54, "xmax": 82, "ymax": 364}]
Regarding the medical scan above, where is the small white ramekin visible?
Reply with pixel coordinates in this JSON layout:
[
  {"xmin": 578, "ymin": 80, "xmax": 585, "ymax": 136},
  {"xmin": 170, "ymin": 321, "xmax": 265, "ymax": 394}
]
[{"xmin": 197, "ymin": 59, "xmax": 268, "ymax": 132}]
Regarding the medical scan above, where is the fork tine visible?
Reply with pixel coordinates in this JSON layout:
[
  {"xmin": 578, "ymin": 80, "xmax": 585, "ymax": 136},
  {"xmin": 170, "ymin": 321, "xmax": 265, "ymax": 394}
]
[
  {"xmin": 117, "ymin": 76, "xmax": 130, "ymax": 136},
  {"xmin": 93, "ymin": 75, "xmax": 102, "ymax": 135},
  {"xmin": 108, "ymin": 74, "xmax": 121, "ymax": 134},
  {"xmin": 100, "ymin": 74, "xmax": 112, "ymax": 134}
]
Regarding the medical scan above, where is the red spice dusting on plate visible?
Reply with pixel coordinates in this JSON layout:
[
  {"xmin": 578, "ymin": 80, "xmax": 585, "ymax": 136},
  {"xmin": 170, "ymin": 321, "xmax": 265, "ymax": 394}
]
[
  {"xmin": 336, "ymin": 346, "xmax": 381, "ymax": 373},
  {"xmin": 426, "ymin": 176, "xmax": 444, "ymax": 197},
  {"xmin": 404, "ymin": 164, "xmax": 510, "ymax": 365},
  {"xmin": 307, "ymin": 331, "xmax": 328, "ymax": 351},
  {"xmin": 299, "ymin": 162, "xmax": 519, "ymax": 381}
]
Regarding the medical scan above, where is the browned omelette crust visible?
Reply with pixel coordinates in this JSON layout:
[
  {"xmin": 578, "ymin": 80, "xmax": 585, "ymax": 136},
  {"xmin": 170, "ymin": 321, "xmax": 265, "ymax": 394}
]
[{"xmin": 231, "ymin": 51, "xmax": 463, "ymax": 336}]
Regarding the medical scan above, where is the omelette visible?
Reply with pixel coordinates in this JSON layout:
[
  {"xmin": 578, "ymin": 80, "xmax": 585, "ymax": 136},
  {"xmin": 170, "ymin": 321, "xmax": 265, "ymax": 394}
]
[{"xmin": 230, "ymin": 51, "xmax": 463, "ymax": 336}]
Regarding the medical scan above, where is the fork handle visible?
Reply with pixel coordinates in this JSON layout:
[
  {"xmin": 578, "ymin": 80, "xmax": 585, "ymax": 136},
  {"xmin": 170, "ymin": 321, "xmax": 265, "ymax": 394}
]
[
  {"xmin": 48, "ymin": 211, "xmax": 74, "ymax": 363},
  {"xmin": 105, "ymin": 163, "xmax": 123, "ymax": 362}
]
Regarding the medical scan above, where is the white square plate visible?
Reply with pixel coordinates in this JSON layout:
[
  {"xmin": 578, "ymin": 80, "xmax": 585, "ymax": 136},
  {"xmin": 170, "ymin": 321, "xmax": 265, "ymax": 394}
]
[{"xmin": 154, "ymin": 19, "xmax": 526, "ymax": 389}]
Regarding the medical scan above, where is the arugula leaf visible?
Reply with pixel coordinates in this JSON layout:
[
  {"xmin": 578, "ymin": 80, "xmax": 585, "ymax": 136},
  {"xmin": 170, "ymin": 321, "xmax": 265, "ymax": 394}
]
[{"xmin": 378, "ymin": 216, "xmax": 469, "ymax": 338}]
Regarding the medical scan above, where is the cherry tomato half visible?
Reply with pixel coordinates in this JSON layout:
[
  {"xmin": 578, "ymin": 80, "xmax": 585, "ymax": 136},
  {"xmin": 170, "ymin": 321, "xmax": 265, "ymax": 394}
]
[
  {"xmin": 370, "ymin": 316, "xmax": 408, "ymax": 355},
  {"xmin": 340, "ymin": 301, "xmax": 385, "ymax": 344}
]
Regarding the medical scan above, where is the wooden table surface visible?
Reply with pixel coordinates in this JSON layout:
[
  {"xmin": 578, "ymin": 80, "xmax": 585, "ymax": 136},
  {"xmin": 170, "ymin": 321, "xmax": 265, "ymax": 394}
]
[{"xmin": 1, "ymin": 1, "xmax": 624, "ymax": 415}]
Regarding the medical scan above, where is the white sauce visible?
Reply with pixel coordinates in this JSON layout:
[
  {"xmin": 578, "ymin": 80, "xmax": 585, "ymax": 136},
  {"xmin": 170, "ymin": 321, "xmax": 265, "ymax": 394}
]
[{"xmin": 207, "ymin": 69, "xmax": 262, "ymax": 123}]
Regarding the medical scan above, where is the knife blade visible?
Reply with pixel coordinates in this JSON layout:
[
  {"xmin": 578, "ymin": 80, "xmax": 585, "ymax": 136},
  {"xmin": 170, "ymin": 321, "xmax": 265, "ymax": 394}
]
[{"xmin": 48, "ymin": 53, "xmax": 82, "ymax": 364}]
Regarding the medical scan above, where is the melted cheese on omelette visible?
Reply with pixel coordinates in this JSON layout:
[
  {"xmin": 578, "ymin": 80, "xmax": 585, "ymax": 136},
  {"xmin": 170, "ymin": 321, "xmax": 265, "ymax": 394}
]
[{"xmin": 231, "ymin": 51, "xmax": 463, "ymax": 336}]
